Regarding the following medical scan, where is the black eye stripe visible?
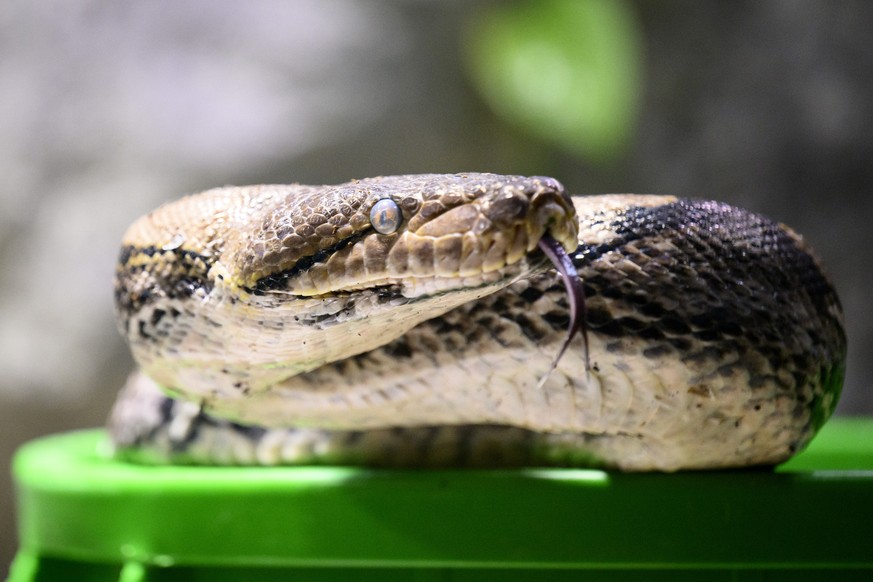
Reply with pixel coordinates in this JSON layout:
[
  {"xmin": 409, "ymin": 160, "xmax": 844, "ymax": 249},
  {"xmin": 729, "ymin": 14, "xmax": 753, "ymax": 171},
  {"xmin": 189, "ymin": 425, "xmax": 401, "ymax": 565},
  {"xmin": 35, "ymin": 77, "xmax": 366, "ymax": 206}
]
[{"xmin": 249, "ymin": 233, "xmax": 365, "ymax": 295}]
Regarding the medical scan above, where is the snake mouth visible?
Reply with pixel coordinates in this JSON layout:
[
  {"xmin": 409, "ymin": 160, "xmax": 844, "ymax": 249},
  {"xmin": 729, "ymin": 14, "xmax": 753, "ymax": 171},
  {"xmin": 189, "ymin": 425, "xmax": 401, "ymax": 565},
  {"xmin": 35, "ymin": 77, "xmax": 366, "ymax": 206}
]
[{"xmin": 277, "ymin": 228, "xmax": 577, "ymax": 301}]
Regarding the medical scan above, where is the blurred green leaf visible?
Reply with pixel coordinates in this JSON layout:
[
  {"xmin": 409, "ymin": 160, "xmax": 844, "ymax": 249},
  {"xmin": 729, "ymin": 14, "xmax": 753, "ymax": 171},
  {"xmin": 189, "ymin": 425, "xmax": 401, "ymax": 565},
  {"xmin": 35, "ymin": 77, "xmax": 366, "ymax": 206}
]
[{"xmin": 464, "ymin": 0, "xmax": 642, "ymax": 163}]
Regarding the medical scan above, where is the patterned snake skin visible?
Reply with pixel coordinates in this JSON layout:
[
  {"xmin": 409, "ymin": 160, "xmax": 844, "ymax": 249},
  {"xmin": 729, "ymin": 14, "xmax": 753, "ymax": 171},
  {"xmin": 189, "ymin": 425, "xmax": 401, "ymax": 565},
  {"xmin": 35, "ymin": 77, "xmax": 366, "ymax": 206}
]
[{"xmin": 110, "ymin": 174, "xmax": 845, "ymax": 471}]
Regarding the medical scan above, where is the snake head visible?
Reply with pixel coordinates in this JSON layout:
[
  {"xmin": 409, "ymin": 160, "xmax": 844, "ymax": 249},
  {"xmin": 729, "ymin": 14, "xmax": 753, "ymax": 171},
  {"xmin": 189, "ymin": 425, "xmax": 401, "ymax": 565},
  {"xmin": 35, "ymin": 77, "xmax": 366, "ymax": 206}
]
[
  {"xmin": 238, "ymin": 173, "xmax": 578, "ymax": 300},
  {"xmin": 117, "ymin": 174, "xmax": 580, "ymax": 395}
]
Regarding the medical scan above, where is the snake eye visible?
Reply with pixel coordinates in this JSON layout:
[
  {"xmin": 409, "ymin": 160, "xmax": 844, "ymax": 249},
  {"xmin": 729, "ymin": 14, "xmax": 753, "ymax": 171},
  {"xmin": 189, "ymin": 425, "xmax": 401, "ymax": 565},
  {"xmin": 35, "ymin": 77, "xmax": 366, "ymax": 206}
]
[{"xmin": 369, "ymin": 198, "xmax": 403, "ymax": 234}]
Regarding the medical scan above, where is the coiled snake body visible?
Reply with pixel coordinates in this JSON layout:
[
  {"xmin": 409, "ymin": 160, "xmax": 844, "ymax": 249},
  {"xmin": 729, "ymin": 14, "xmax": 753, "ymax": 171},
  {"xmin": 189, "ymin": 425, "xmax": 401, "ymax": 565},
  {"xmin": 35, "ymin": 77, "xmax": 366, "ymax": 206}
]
[{"xmin": 110, "ymin": 174, "xmax": 845, "ymax": 471}]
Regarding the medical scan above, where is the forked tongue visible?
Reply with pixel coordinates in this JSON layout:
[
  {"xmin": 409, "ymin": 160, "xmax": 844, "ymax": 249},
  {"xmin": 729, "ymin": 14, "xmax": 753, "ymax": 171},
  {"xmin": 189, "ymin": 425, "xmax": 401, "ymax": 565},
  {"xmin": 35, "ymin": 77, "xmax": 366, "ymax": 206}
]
[{"xmin": 535, "ymin": 235, "xmax": 589, "ymax": 390}]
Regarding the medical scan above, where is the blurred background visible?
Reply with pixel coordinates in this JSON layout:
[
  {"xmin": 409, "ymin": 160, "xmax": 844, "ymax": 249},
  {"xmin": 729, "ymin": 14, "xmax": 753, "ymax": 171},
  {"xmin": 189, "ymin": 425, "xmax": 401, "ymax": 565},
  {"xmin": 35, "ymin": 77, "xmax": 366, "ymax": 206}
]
[{"xmin": 2, "ymin": 0, "xmax": 871, "ymax": 565}]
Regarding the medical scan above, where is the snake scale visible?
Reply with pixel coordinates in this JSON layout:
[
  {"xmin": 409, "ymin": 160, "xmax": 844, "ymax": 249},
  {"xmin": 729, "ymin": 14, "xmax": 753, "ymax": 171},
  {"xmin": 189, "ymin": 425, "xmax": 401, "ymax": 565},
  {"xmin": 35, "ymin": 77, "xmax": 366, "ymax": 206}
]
[{"xmin": 110, "ymin": 173, "xmax": 845, "ymax": 471}]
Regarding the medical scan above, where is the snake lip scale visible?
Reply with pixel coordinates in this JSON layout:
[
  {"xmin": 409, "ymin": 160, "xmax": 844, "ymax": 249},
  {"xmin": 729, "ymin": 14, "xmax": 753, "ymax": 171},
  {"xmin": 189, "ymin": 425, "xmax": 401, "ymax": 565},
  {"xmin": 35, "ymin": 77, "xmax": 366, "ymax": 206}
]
[{"xmin": 110, "ymin": 173, "xmax": 845, "ymax": 472}]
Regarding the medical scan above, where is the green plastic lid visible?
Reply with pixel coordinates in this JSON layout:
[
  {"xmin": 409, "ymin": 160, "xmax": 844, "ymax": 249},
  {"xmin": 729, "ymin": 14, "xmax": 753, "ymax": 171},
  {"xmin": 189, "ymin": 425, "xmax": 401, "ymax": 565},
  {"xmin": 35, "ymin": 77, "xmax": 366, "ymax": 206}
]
[{"xmin": 9, "ymin": 419, "xmax": 873, "ymax": 580}]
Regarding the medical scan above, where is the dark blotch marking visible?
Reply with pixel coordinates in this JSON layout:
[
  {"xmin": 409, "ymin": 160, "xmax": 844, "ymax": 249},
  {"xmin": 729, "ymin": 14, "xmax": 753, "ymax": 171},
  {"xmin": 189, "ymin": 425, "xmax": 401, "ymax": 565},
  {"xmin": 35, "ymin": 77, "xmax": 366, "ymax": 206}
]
[
  {"xmin": 543, "ymin": 311, "xmax": 569, "ymax": 328},
  {"xmin": 232, "ymin": 424, "xmax": 268, "ymax": 441},
  {"xmin": 384, "ymin": 342, "xmax": 413, "ymax": 359},
  {"xmin": 515, "ymin": 313, "xmax": 549, "ymax": 342},
  {"xmin": 642, "ymin": 345, "xmax": 672, "ymax": 359},
  {"xmin": 115, "ymin": 245, "xmax": 214, "ymax": 316},
  {"xmin": 150, "ymin": 309, "xmax": 166, "ymax": 326},
  {"xmin": 520, "ymin": 286, "xmax": 544, "ymax": 303}
]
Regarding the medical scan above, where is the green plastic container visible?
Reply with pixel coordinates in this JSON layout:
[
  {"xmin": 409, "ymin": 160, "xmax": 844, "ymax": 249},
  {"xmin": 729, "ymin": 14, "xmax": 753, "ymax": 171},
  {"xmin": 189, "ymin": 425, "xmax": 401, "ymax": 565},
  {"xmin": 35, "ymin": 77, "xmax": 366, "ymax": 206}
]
[{"xmin": 8, "ymin": 419, "xmax": 873, "ymax": 581}]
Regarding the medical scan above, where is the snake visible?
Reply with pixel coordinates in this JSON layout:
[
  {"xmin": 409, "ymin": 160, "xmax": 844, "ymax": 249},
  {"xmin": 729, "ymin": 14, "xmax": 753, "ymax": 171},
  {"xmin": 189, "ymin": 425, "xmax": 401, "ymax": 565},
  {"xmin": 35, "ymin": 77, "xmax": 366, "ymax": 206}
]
[{"xmin": 109, "ymin": 173, "xmax": 846, "ymax": 471}]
